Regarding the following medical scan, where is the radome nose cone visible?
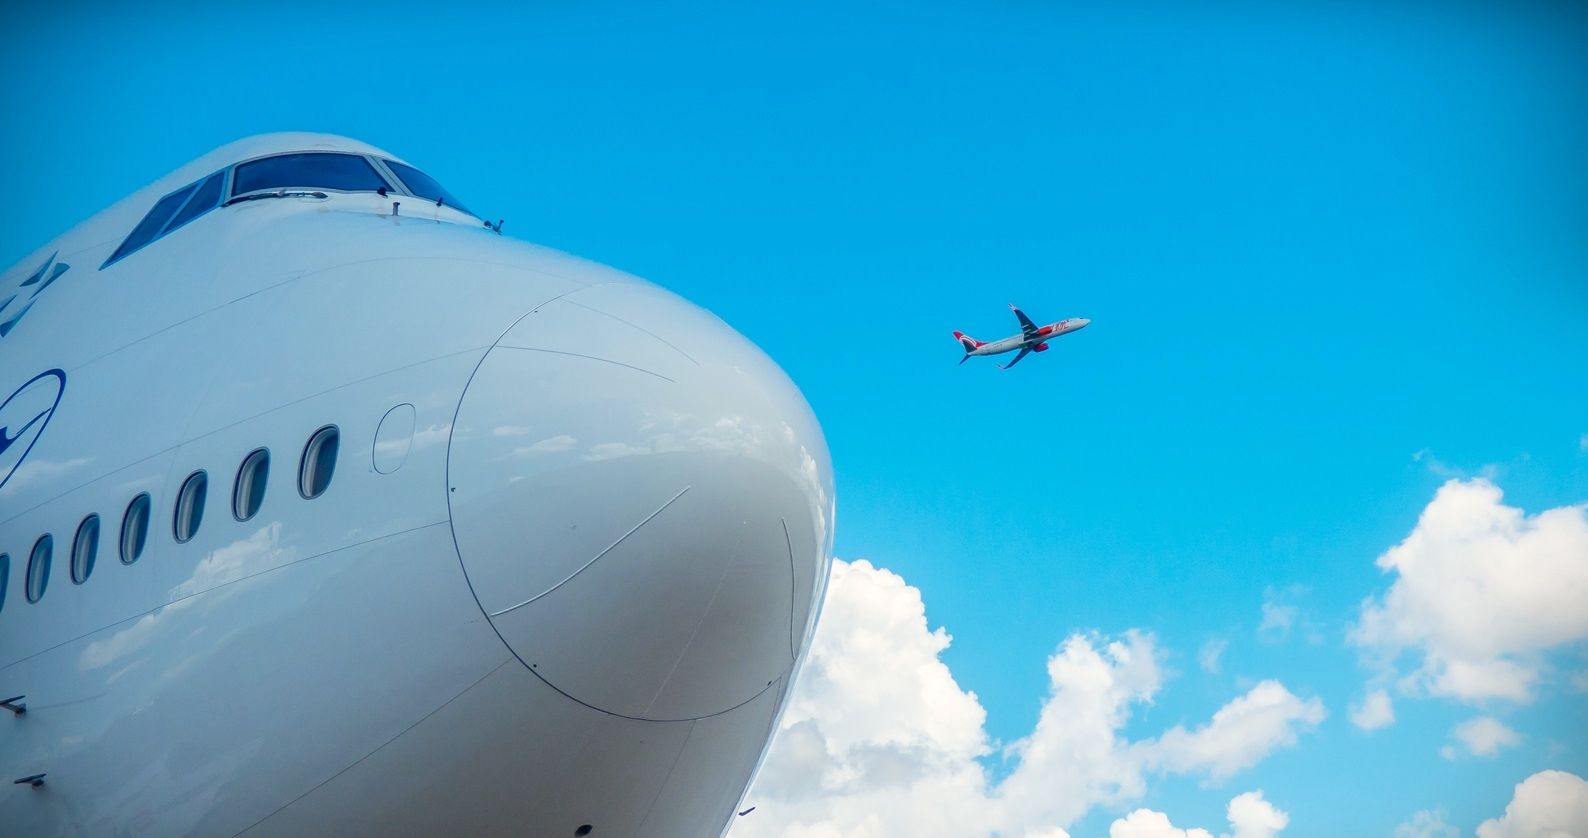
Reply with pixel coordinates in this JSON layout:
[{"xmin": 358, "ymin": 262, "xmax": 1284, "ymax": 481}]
[{"xmin": 447, "ymin": 282, "xmax": 833, "ymax": 721}]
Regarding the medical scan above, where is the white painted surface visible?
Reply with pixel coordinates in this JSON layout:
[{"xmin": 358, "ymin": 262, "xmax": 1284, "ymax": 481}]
[{"xmin": 0, "ymin": 133, "xmax": 833, "ymax": 837}]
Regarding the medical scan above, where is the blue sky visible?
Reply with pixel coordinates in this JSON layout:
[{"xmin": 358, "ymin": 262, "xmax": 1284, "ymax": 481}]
[{"xmin": 4, "ymin": 2, "xmax": 1586, "ymax": 835}]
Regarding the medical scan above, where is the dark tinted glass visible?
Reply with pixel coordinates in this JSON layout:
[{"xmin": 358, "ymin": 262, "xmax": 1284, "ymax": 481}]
[
  {"xmin": 383, "ymin": 160, "xmax": 472, "ymax": 215},
  {"xmin": 299, "ymin": 426, "xmax": 340, "ymax": 499},
  {"xmin": 233, "ymin": 448, "xmax": 270, "ymax": 521},
  {"xmin": 165, "ymin": 171, "xmax": 225, "ymax": 232},
  {"xmin": 72, "ymin": 514, "xmax": 100, "ymax": 584},
  {"xmin": 175, "ymin": 471, "xmax": 208, "ymax": 543},
  {"xmin": 26, "ymin": 534, "xmax": 52, "ymax": 603},
  {"xmin": 232, "ymin": 153, "xmax": 389, "ymax": 196},
  {"xmin": 105, "ymin": 182, "xmax": 199, "ymax": 266},
  {"xmin": 122, "ymin": 493, "xmax": 151, "ymax": 564}
]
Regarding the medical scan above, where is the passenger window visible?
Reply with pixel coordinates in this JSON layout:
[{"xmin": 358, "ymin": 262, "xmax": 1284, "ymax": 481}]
[
  {"xmin": 232, "ymin": 153, "xmax": 389, "ymax": 196},
  {"xmin": 0, "ymin": 553, "xmax": 9, "ymax": 613},
  {"xmin": 382, "ymin": 159, "xmax": 472, "ymax": 215},
  {"xmin": 174, "ymin": 471, "xmax": 208, "ymax": 543},
  {"xmin": 26, "ymin": 534, "xmax": 52, "ymax": 603},
  {"xmin": 103, "ymin": 181, "xmax": 200, "ymax": 267},
  {"xmin": 233, "ymin": 448, "xmax": 270, "ymax": 521},
  {"xmin": 72, "ymin": 513, "xmax": 100, "ymax": 584},
  {"xmin": 165, "ymin": 170, "xmax": 225, "ymax": 233},
  {"xmin": 299, "ymin": 426, "xmax": 340, "ymax": 499},
  {"xmin": 122, "ymin": 493, "xmax": 152, "ymax": 563}
]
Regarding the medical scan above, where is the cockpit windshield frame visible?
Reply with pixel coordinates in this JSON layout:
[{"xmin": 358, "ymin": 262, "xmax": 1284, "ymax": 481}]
[
  {"xmin": 228, "ymin": 151, "xmax": 393, "ymax": 202},
  {"xmin": 100, "ymin": 149, "xmax": 479, "ymax": 270}
]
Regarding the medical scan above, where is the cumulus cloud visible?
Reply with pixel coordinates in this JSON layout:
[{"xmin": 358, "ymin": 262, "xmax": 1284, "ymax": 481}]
[
  {"xmin": 1352, "ymin": 479, "xmax": 1588, "ymax": 703},
  {"xmin": 1349, "ymin": 689, "xmax": 1395, "ymax": 731},
  {"xmin": 1476, "ymin": 770, "xmax": 1588, "ymax": 838},
  {"xmin": 1110, "ymin": 809, "xmax": 1215, "ymax": 838},
  {"xmin": 1393, "ymin": 809, "xmax": 1458, "ymax": 838},
  {"xmin": 1108, "ymin": 791, "xmax": 1287, "ymax": 838},
  {"xmin": 1226, "ymin": 791, "xmax": 1289, "ymax": 838},
  {"xmin": 735, "ymin": 560, "xmax": 1324, "ymax": 837},
  {"xmin": 1142, "ymin": 682, "xmax": 1326, "ymax": 783},
  {"xmin": 1443, "ymin": 716, "xmax": 1521, "ymax": 759}
]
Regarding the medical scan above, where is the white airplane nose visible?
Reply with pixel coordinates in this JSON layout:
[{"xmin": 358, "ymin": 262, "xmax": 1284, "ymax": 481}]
[{"xmin": 447, "ymin": 282, "xmax": 833, "ymax": 721}]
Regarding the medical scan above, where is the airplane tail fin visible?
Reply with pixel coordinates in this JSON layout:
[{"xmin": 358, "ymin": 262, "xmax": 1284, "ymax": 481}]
[{"xmin": 952, "ymin": 331, "xmax": 984, "ymax": 353}]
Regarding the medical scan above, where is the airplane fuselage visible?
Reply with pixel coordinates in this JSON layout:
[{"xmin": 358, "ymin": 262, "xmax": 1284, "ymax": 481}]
[
  {"xmin": 0, "ymin": 134, "xmax": 833, "ymax": 837},
  {"xmin": 967, "ymin": 318, "xmax": 1090, "ymax": 356}
]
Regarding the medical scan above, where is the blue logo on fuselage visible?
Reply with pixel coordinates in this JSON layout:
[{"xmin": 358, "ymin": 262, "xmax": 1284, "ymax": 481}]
[{"xmin": 0, "ymin": 369, "xmax": 66, "ymax": 492}]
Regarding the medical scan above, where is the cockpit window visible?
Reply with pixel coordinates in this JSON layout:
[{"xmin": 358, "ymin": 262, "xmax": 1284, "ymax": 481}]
[
  {"xmin": 382, "ymin": 159, "xmax": 472, "ymax": 216},
  {"xmin": 101, "ymin": 149, "xmax": 480, "ymax": 271},
  {"xmin": 232, "ymin": 153, "xmax": 390, "ymax": 197},
  {"xmin": 103, "ymin": 181, "xmax": 199, "ymax": 267},
  {"xmin": 165, "ymin": 170, "xmax": 225, "ymax": 233}
]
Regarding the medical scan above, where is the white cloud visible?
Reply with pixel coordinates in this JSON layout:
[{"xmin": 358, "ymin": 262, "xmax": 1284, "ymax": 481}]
[
  {"xmin": 1110, "ymin": 809, "xmax": 1216, "ymax": 838},
  {"xmin": 1227, "ymin": 791, "xmax": 1289, "ymax": 838},
  {"xmin": 1349, "ymin": 689, "xmax": 1395, "ymax": 731},
  {"xmin": 1352, "ymin": 479, "xmax": 1588, "ymax": 703},
  {"xmin": 1477, "ymin": 770, "xmax": 1588, "ymax": 838},
  {"xmin": 735, "ymin": 560, "xmax": 1325, "ymax": 837},
  {"xmin": 1258, "ymin": 602, "xmax": 1297, "ymax": 643},
  {"xmin": 739, "ymin": 559, "xmax": 995, "ymax": 838},
  {"xmin": 1199, "ymin": 638, "xmax": 1228, "ymax": 675},
  {"xmin": 1446, "ymin": 716, "xmax": 1521, "ymax": 758},
  {"xmin": 1142, "ymin": 682, "xmax": 1326, "ymax": 783},
  {"xmin": 1107, "ymin": 791, "xmax": 1286, "ymax": 838},
  {"xmin": 1412, "ymin": 448, "xmax": 1464, "ymax": 479},
  {"xmin": 1257, "ymin": 586, "xmax": 1320, "ymax": 645},
  {"xmin": 1578, "ymin": 433, "xmax": 1587, "ymax": 453},
  {"xmin": 1393, "ymin": 809, "xmax": 1458, "ymax": 838}
]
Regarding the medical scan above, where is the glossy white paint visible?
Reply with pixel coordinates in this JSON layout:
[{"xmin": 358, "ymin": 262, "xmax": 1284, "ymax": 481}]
[{"xmin": 0, "ymin": 133, "xmax": 834, "ymax": 837}]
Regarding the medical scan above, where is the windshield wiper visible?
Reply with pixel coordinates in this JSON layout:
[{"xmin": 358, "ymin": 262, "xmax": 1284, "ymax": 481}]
[{"xmin": 224, "ymin": 189, "xmax": 329, "ymax": 207}]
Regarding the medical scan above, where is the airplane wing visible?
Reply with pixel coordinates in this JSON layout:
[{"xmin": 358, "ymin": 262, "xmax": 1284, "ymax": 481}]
[
  {"xmin": 1009, "ymin": 304, "xmax": 1039, "ymax": 338},
  {"xmin": 999, "ymin": 346, "xmax": 1032, "ymax": 369}
]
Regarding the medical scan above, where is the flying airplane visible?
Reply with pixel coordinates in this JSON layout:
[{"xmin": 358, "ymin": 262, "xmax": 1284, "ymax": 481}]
[
  {"xmin": 953, "ymin": 304, "xmax": 1091, "ymax": 368},
  {"xmin": 0, "ymin": 133, "xmax": 834, "ymax": 837}
]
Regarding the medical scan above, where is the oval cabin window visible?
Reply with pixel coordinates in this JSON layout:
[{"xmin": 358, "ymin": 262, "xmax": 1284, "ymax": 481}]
[
  {"xmin": 174, "ymin": 471, "xmax": 208, "ymax": 544},
  {"xmin": 233, "ymin": 448, "xmax": 270, "ymax": 521},
  {"xmin": 299, "ymin": 426, "xmax": 340, "ymax": 500},
  {"xmin": 0, "ymin": 553, "xmax": 9, "ymax": 613},
  {"xmin": 26, "ymin": 534, "xmax": 53, "ymax": 604},
  {"xmin": 72, "ymin": 513, "xmax": 100, "ymax": 584},
  {"xmin": 122, "ymin": 493, "xmax": 152, "ymax": 564}
]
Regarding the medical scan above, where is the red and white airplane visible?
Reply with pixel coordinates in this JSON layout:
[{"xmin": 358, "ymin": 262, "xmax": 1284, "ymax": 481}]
[{"xmin": 953, "ymin": 305, "xmax": 1090, "ymax": 369}]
